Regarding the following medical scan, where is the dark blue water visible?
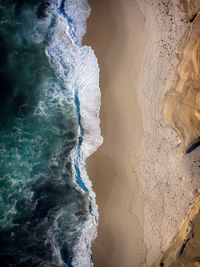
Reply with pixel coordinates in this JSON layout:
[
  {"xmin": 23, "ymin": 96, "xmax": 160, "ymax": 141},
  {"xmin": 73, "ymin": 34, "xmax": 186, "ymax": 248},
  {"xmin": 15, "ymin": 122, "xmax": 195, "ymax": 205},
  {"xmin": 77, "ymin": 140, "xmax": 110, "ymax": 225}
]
[{"xmin": 0, "ymin": 1, "xmax": 90, "ymax": 266}]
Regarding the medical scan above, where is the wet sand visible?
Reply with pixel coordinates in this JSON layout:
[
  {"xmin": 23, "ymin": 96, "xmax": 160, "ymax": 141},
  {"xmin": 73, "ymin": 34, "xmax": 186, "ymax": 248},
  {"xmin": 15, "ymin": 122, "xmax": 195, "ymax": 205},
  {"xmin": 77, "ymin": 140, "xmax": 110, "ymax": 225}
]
[{"xmin": 84, "ymin": 0, "xmax": 146, "ymax": 266}]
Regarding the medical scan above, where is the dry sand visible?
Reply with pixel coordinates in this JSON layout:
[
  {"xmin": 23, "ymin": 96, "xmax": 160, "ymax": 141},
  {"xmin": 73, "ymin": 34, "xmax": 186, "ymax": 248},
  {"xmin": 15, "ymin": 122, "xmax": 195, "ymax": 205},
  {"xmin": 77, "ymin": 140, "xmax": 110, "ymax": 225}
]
[{"xmin": 84, "ymin": 0, "xmax": 200, "ymax": 266}]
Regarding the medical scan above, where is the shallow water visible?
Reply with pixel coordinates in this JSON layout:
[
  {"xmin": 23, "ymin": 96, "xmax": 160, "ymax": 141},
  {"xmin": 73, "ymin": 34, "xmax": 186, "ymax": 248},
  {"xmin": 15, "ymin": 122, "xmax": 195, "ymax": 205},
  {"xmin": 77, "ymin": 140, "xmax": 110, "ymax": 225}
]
[{"xmin": 0, "ymin": 1, "xmax": 94, "ymax": 266}]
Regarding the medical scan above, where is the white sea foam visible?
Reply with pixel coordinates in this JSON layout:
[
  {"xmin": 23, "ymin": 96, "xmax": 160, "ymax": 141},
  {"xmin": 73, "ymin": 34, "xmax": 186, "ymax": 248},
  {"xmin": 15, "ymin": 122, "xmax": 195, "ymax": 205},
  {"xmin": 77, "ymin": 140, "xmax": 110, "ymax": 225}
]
[{"xmin": 46, "ymin": 0, "xmax": 103, "ymax": 266}]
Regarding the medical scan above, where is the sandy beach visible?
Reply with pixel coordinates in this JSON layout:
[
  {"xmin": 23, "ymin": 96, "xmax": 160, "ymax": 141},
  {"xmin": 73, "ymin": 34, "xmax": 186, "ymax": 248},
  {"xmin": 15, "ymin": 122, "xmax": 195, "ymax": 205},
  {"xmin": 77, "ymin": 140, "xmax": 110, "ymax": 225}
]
[
  {"xmin": 84, "ymin": 1, "xmax": 146, "ymax": 266},
  {"xmin": 84, "ymin": 1, "xmax": 200, "ymax": 266}
]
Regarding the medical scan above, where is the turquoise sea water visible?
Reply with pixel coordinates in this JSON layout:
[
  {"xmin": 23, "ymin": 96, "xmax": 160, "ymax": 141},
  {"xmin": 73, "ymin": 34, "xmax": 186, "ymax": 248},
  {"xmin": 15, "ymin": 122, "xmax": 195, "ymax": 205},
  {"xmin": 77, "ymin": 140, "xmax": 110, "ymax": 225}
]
[{"xmin": 0, "ymin": 1, "xmax": 96, "ymax": 266}]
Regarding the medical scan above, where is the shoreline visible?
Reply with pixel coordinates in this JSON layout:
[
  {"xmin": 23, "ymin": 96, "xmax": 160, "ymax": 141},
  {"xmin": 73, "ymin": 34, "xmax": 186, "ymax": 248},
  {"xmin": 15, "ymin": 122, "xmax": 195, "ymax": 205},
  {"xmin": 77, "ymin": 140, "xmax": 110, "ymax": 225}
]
[{"xmin": 48, "ymin": 1, "xmax": 103, "ymax": 265}]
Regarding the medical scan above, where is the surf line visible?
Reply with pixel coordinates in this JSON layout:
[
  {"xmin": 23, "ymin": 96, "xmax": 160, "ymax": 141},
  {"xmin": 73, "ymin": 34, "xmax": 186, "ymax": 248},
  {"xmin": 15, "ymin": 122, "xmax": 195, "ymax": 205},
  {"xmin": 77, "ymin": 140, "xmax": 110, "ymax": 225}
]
[
  {"xmin": 56, "ymin": 3, "xmax": 95, "ymax": 266},
  {"xmin": 74, "ymin": 86, "xmax": 89, "ymax": 193},
  {"xmin": 58, "ymin": 0, "xmax": 79, "ymax": 46},
  {"xmin": 57, "ymin": 0, "xmax": 89, "ymax": 193}
]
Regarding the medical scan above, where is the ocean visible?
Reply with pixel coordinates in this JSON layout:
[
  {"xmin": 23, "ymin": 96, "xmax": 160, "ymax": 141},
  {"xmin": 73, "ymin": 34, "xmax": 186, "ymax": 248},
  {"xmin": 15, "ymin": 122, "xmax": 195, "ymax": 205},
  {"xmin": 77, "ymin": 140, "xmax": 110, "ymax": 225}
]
[{"xmin": 0, "ymin": 0, "xmax": 102, "ymax": 266}]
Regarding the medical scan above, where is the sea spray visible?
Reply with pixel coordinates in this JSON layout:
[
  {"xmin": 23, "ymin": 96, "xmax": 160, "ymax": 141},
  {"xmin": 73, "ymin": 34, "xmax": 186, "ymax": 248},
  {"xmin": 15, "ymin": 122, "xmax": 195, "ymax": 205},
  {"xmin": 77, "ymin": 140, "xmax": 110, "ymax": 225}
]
[{"xmin": 0, "ymin": 0, "xmax": 102, "ymax": 266}]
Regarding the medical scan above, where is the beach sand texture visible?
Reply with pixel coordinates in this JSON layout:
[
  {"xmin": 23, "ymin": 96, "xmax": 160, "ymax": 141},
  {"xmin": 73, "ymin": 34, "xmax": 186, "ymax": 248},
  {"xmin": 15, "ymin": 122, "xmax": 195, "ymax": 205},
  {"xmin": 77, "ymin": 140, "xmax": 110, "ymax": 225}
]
[{"xmin": 84, "ymin": 0, "xmax": 200, "ymax": 266}]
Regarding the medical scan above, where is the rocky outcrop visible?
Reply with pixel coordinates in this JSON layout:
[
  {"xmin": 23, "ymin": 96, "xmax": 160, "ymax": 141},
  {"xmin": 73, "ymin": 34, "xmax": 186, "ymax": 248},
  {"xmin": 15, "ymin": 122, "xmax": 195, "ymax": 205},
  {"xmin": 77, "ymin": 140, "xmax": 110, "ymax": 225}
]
[
  {"xmin": 181, "ymin": 0, "xmax": 200, "ymax": 20},
  {"xmin": 164, "ymin": 0, "xmax": 200, "ymax": 153},
  {"xmin": 155, "ymin": 194, "xmax": 200, "ymax": 267}
]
